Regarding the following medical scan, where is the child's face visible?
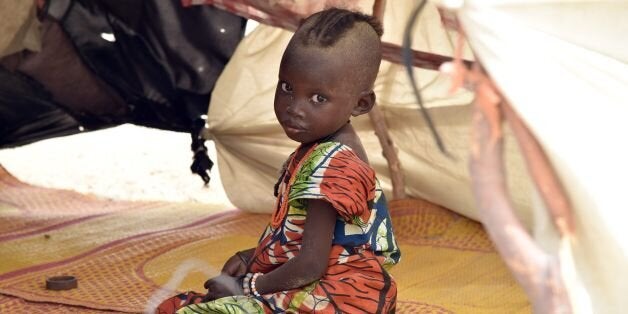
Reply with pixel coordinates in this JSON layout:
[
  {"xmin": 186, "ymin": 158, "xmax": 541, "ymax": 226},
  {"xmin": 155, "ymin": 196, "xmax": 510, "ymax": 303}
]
[{"xmin": 274, "ymin": 46, "xmax": 363, "ymax": 144}]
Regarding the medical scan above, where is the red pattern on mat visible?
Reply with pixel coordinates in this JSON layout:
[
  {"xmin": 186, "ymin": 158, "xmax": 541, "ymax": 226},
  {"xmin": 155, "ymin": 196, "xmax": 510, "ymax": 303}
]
[
  {"xmin": 0, "ymin": 294, "xmax": 114, "ymax": 313},
  {"xmin": 0, "ymin": 210, "xmax": 260, "ymax": 313},
  {"xmin": 390, "ymin": 199, "xmax": 494, "ymax": 252},
  {"xmin": 0, "ymin": 165, "xmax": 161, "ymax": 240},
  {"xmin": 396, "ymin": 300, "xmax": 454, "ymax": 314}
]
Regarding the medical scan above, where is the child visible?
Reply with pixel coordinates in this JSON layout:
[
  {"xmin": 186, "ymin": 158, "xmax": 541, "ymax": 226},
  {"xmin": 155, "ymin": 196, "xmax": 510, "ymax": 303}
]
[{"xmin": 157, "ymin": 7, "xmax": 400, "ymax": 314}]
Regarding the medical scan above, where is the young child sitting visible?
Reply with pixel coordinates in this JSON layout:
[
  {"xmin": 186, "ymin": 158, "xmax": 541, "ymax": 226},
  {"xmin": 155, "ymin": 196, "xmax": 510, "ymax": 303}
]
[{"xmin": 157, "ymin": 7, "xmax": 400, "ymax": 314}]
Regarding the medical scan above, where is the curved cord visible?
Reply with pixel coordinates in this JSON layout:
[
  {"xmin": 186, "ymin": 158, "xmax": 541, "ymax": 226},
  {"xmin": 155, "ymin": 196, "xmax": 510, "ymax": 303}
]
[{"xmin": 402, "ymin": 1, "xmax": 451, "ymax": 157}]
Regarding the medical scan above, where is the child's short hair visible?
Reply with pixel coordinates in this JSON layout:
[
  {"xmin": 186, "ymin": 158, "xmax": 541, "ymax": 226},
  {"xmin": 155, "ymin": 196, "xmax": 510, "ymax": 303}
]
[
  {"xmin": 298, "ymin": 8, "xmax": 383, "ymax": 47},
  {"xmin": 283, "ymin": 8, "xmax": 383, "ymax": 92}
]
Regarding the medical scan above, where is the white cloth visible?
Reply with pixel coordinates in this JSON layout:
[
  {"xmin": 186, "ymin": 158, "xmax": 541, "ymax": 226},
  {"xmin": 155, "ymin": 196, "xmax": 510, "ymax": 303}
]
[{"xmin": 457, "ymin": 1, "xmax": 628, "ymax": 312}]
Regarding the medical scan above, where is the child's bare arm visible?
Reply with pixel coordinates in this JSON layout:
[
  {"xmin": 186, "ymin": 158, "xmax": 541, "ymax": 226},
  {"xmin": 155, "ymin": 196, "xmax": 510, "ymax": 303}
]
[
  {"xmin": 254, "ymin": 199, "xmax": 336, "ymax": 294},
  {"xmin": 221, "ymin": 248, "xmax": 255, "ymax": 277}
]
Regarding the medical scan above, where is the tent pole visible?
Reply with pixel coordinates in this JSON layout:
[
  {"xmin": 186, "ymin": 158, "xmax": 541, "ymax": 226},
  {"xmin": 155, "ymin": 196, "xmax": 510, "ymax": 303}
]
[
  {"xmin": 372, "ymin": 0, "xmax": 386, "ymax": 22},
  {"xmin": 436, "ymin": 13, "xmax": 575, "ymax": 310},
  {"xmin": 502, "ymin": 101, "xmax": 575, "ymax": 237},
  {"xmin": 469, "ymin": 64, "xmax": 572, "ymax": 313},
  {"xmin": 369, "ymin": 0, "xmax": 407, "ymax": 200},
  {"xmin": 369, "ymin": 105, "xmax": 406, "ymax": 200}
]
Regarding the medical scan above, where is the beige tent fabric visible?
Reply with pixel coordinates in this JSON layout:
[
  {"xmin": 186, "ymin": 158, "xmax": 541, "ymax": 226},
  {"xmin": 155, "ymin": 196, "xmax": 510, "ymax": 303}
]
[
  {"xmin": 0, "ymin": 1, "xmax": 41, "ymax": 58},
  {"xmin": 206, "ymin": 1, "xmax": 533, "ymax": 224},
  {"xmin": 456, "ymin": 1, "xmax": 628, "ymax": 313}
]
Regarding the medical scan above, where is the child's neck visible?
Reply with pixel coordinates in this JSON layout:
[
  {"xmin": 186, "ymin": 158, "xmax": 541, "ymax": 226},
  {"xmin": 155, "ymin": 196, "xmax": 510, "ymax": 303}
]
[
  {"xmin": 334, "ymin": 124, "xmax": 369, "ymax": 164},
  {"xmin": 295, "ymin": 123, "xmax": 369, "ymax": 164}
]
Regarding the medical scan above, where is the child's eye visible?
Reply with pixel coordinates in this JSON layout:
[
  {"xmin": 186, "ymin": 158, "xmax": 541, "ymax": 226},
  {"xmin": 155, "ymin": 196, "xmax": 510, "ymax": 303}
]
[
  {"xmin": 310, "ymin": 94, "xmax": 327, "ymax": 103},
  {"xmin": 280, "ymin": 82, "xmax": 292, "ymax": 93}
]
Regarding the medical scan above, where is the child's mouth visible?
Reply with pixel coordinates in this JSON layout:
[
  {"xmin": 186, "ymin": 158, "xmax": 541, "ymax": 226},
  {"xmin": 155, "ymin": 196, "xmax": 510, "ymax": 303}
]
[
  {"xmin": 282, "ymin": 121, "xmax": 306, "ymax": 133},
  {"xmin": 285, "ymin": 126, "xmax": 305, "ymax": 134}
]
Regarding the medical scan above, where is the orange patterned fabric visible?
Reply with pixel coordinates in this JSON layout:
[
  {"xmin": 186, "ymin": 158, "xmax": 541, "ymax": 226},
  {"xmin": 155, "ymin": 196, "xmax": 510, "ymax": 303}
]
[
  {"xmin": 243, "ymin": 142, "xmax": 400, "ymax": 313},
  {"xmin": 163, "ymin": 142, "xmax": 400, "ymax": 313},
  {"xmin": 318, "ymin": 149, "xmax": 375, "ymax": 223}
]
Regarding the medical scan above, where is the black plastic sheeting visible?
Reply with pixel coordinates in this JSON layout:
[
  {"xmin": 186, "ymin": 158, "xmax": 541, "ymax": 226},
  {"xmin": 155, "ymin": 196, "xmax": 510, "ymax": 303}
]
[
  {"xmin": 0, "ymin": 0, "xmax": 247, "ymax": 183},
  {"xmin": 0, "ymin": 68, "xmax": 82, "ymax": 147}
]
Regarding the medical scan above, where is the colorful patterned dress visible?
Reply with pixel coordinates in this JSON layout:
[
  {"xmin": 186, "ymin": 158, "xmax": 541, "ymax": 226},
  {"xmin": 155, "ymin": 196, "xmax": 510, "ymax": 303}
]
[{"xmin": 178, "ymin": 141, "xmax": 400, "ymax": 313}]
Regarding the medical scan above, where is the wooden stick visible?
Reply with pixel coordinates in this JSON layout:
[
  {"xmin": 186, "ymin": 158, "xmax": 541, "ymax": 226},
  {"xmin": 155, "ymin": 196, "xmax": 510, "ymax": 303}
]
[
  {"xmin": 369, "ymin": 105, "xmax": 406, "ymax": 200},
  {"xmin": 469, "ymin": 66, "xmax": 571, "ymax": 313},
  {"xmin": 372, "ymin": 0, "xmax": 386, "ymax": 21},
  {"xmin": 367, "ymin": 0, "xmax": 406, "ymax": 200},
  {"xmin": 382, "ymin": 42, "xmax": 473, "ymax": 71},
  {"xmin": 502, "ymin": 101, "xmax": 575, "ymax": 237},
  {"xmin": 376, "ymin": 0, "xmax": 474, "ymax": 72}
]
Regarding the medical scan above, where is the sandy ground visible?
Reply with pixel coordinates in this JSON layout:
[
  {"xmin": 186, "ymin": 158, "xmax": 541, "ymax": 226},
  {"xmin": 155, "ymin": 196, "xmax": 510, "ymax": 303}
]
[{"xmin": 0, "ymin": 124, "xmax": 233, "ymax": 207}]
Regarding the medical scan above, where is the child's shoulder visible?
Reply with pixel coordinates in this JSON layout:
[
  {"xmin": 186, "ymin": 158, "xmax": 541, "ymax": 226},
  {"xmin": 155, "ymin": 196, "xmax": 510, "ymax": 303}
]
[
  {"xmin": 313, "ymin": 141, "xmax": 361, "ymax": 161},
  {"xmin": 317, "ymin": 140, "xmax": 369, "ymax": 163},
  {"xmin": 291, "ymin": 141, "xmax": 378, "ymax": 206},
  {"xmin": 300, "ymin": 141, "xmax": 372, "ymax": 176}
]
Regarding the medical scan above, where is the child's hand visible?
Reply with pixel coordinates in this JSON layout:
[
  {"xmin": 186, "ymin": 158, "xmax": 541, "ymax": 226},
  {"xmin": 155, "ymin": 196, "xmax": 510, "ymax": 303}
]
[
  {"xmin": 221, "ymin": 253, "xmax": 247, "ymax": 277},
  {"xmin": 202, "ymin": 273, "xmax": 244, "ymax": 301}
]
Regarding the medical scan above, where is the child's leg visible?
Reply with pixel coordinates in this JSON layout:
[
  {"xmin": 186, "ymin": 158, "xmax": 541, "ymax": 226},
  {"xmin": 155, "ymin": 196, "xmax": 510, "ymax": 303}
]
[{"xmin": 155, "ymin": 291, "xmax": 206, "ymax": 314}]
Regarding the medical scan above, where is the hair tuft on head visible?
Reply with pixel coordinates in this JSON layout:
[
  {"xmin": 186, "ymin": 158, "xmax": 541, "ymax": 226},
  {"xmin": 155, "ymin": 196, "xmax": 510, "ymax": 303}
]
[{"xmin": 299, "ymin": 8, "xmax": 383, "ymax": 47}]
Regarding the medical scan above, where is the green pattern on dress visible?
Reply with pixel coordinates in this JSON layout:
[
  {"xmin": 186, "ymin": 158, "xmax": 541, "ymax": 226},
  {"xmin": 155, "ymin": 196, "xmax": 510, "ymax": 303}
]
[
  {"xmin": 177, "ymin": 296, "xmax": 264, "ymax": 314},
  {"xmin": 288, "ymin": 142, "xmax": 338, "ymax": 206}
]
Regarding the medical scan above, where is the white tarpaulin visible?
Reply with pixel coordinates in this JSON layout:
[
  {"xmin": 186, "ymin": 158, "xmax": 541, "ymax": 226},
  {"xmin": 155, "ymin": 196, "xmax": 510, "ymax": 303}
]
[{"xmin": 457, "ymin": 1, "xmax": 628, "ymax": 312}]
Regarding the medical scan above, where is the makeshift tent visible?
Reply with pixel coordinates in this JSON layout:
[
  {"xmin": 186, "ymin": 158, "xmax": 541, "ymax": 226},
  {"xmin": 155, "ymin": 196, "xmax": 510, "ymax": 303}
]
[{"xmin": 1, "ymin": 0, "xmax": 626, "ymax": 313}]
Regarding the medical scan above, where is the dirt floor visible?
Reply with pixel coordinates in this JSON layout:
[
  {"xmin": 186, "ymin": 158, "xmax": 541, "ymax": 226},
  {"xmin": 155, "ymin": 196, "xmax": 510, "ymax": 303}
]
[{"xmin": 0, "ymin": 124, "xmax": 232, "ymax": 206}]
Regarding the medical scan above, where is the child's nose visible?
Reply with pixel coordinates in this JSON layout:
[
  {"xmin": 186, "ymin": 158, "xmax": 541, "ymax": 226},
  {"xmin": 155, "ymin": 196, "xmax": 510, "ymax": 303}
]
[{"xmin": 286, "ymin": 99, "xmax": 306, "ymax": 117}]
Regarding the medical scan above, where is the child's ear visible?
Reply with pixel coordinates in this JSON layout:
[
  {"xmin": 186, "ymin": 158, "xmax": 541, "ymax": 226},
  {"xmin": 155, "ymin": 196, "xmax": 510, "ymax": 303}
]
[{"xmin": 352, "ymin": 91, "xmax": 376, "ymax": 117}]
